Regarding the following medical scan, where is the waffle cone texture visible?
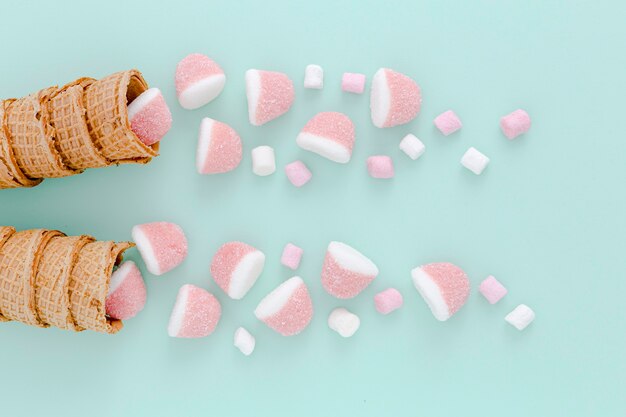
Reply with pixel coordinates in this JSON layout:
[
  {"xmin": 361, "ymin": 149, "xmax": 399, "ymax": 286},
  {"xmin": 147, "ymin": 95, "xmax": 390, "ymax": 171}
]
[
  {"xmin": 0, "ymin": 69, "xmax": 158, "ymax": 189},
  {"xmin": 0, "ymin": 227, "xmax": 133, "ymax": 333}
]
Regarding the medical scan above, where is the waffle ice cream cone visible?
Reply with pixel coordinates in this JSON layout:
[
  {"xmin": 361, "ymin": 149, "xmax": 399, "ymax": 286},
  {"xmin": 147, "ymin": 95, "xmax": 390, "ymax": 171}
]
[
  {"xmin": 0, "ymin": 229, "xmax": 63, "ymax": 327},
  {"xmin": 34, "ymin": 234, "xmax": 93, "ymax": 330},
  {"xmin": 0, "ymin": 69, "xmax": 163, "ymax": 190},
  {"xmin": 6, "ymin": 88, "xmax": 80, "ymax": 179},
  {"xmin": 0, "ymin": 100, "xmax": 42, "ymax": 189},
  {"xmin": 48, "ymin": 78, "xmax": 110, "ymax": 170},
  {"xmin": 84, "ymin": 70, "xmax": 158, "ymax": 163},
  {"xmin": 68, "ymin": 240, "xmax": 133, "ymax": 334},
  {"xmin": 0, "ymin": 226, "xmax": 16, "ymax": 322}
]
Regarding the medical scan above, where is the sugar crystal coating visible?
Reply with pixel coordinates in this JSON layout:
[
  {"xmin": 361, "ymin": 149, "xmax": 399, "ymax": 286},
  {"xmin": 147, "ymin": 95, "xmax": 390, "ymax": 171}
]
[
  {"xmin": 168, "ymin": 284, "xmax": 221, "ymax": 338},
  {"xmin": 175, "ymin": 53, "xmax": 225, "ymax": 109},
  {"xmin": 370, "ymin": 68, "xmax": 421, "ymax": 128},
  {"xmin": 196, "ymin": 118, "xmax": 242, "ymax": 174},
  {"xmin": 321, "ymin": 241, "xmax": 379, "ymax": 299},
  {"xmin": 128, "ymin": 88, "xmax": 172, "ymax": 146},
  {"xmin": 296, "ymin": 112, "xmax": 355, "ymax": 163},
  {"xmin": 246, "ymin": 69, "xmax": 295, "ymax": 126},
  {"xmin": 132, "ymin": 222, "xmax": 188, "ymax": 276},
  {"xmin": 255, "ymin": 277, "xmax": 313, "ymax": 336},
  {"xmin": 210, "ymin": 241, "xmax": 265, "ymax": 300},
  {"xmin": 105, "ymin": 261, "xmax": 146, "ymax": 320}
]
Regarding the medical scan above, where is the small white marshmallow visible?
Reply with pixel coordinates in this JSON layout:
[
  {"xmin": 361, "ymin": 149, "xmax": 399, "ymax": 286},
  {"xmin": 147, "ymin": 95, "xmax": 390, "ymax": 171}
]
[
  {"xmin": 251, "ymin": 146, "xmax": 276, "ymax": 176},
  {"xmin": 505, "ymin": 304, "xmax": 535, "ymax": 331},
  {"xmin": 461, "ymin": 147, "xmax": 490, "ymax": 175},
  {"xmin": 234, "ymin": 327, "xmax": 256, "ymax": 355},
  {"xmin": 399, "ymin": 134, "xmax": 425, "ymax": 160},
  {"xmin": 328, "ymin": 308, "xmax": 360, "ymax": 338},
  {"xmin": 304, "ymin": 65, "xmax": 324, "ymax": 89}
]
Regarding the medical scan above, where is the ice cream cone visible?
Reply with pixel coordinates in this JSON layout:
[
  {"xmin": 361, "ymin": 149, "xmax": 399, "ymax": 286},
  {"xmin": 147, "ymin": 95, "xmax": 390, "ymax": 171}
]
[
  {"xmin": 68, "ymin": 240, "xmax": 133, "ymax": 333},
  {"xmin": 84, "ymin": 70, "xmax": 158, "ymax": 163},
  {"xmin": 6, "ymin": 88, "xmax": 80, "ymax": 179},
  {"xmin": 0, "ymin": 226, "xmax": 16, "ymax": 322},
  {"xmin": 0, "ymin": 229, "xmax": 63, "ymax": 326},
  {"xmin": 0, "ymin": 100, "xmax": 43, "ymax": 189},
  {"xmin": 34, "ymin": 234, "xmax": 93, "ymax": 330},
  {"xmin": 48, "ymin": 78, "xmax": 110, "ymax": 170}
]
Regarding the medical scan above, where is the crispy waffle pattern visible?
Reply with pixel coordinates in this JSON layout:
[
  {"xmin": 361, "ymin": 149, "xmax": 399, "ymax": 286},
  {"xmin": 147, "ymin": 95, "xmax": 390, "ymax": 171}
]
[
  {"xmin": 0, "ymin": 69, "xmax": 157, "ymax": 189},
  {"xmin": 0, "ymin": 227, "xmax": 133, "ymax": 334}
]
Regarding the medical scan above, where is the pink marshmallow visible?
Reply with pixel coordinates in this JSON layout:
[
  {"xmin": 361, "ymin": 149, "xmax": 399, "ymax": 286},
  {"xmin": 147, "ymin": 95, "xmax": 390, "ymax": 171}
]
[
  {"xmin": 210, "ymin": 241, "xmax": 265, "ymax": 300},
  {"xmin": 434, "ymin": 110, "xmax": 462, "ymax": 136},
  {"xmin": 105, "ymin": 261, "xmax": 146, "ymax": 320},
  {"xmin": 322, "ymin": 241, "xmax": 379, "ymax": 299},
  {"xmin": 175, "ymin": 53, "xmax": 226, "ymax": 109},
  {"xmin": 296, "ymin": 112, "xmax": 355, "ymax": 163},
  {"xmin": 367, "ymin": 155, "xmax": 394, "ymax": 179},
  {"xmin": 196, "ymin": 117, "xmax": 242, "ymax": 174},
  {"xmin": 167, "ymin": 284, "xmax": 221, "ymax": 338},
  {"xmin": 500, "ymin": 109, "xmax": 531, "ymax": 139},
  {"xmin": 370, "ymin": 68, "xmax": 421, "ymax": 128},
  {"xmin": 127, "ymin": 88, "xmax": 172, "ymax": 146},
  {"xmin": 479, "ymin": 275, "xmax": 508, "ymax": 304},
  {"xmin": 411, "ymin": 262, "xmax": 470, "ymax": 321},
  {"xmin": 254, "ymin": 276, "xmax": 313, "ymax": 336},
  {"xmin": 284, "ymin": 160, "xmax": 312, "ymax": 187},
  {"xmin": 281, "ymin": 243, "xmax": 303, "ymax": 270},
  {"xmin": 374, "ymin": 288, "xmax": 403, "ymax": 315},
  {"xmin": 131, "ymin": 222, "xmax": 188, "ymax": 276},
  {"xmin": 342, "ymin": 73, "xmax": 366, "ymax": 94},
  {"xmin": 245, "ymin": 69, "xmax": 294, "ymax": 126}
]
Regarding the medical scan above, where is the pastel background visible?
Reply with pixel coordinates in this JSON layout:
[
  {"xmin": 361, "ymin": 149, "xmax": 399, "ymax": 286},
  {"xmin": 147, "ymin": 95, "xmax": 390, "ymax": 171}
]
[{"xmin": 0, "ymin": 1, "xmax": 624, "ymax": 416}]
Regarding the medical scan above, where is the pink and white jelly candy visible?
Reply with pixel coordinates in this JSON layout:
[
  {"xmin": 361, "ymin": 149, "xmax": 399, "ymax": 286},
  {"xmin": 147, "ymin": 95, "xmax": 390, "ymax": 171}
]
[
  {"xmin": 370, "ymin": 68, "xmax": 421, "ymax": 128},
  {"xmin": 411, "ymin": 262, "xmax": 470, "ymax": 321},
  {"xmin": 175, "ymin": 53, "xmax": 226, "ymax": 110},
  {"xmin": 167, "ymin": 284, "xmax": 221, "ymax": 338},
  {"xmin": 296, "ymin": 112, "xmax": 355, "ymax": 164},
  {"xmin": 321, "ymin": 241, "xmax": 379, "ymax": 299},
  {"xmin": 132, "ymin": 222, "xmax": 188, "ymax": 276},
  {"xmin": 196, "ymin": 117, "xmax": 242, "ymax": 174},
  {"xmin": 254, "ymin": 276, "xmax": 313, "ymax": 336},
  {"xmin": 210, "ymin": 241, "xmax": 265, "ymax": 300},
  {"xmin": 245, "ymin": 69, "xmax": 294, "ymax": 126},
  {"xmin": 500, "ymin": 109, "xmax": 531, "ymax": 140},
  {"xmin": 374, "ymin": 288, "xmax": 403, "ymax": 315},
  {"xmin": 105, "ymin": 261, "xmax": 146, "ymax": 320},
  {"xmin": 127, "ymin": 88, "xmax": 172, "ymax": 146}
]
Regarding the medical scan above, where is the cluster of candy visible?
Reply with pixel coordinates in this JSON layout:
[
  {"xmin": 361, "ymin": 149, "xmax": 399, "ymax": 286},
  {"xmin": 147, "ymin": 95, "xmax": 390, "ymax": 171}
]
[
  {"xmin": 155, "ymin": 54, "xmax": 531, "ymax": 184},
  {"xmin": 106, "ymin": 222, "xmax": 535, "ymax": 356}
]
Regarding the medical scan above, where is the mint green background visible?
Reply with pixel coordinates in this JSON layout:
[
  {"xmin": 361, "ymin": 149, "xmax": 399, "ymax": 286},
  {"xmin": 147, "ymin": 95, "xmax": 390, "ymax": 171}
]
[{"xmin": 0, "ymin": 1, "xmax": 624, "ymax": 416}]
